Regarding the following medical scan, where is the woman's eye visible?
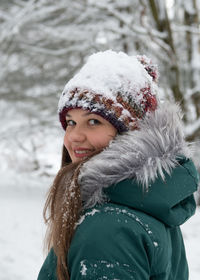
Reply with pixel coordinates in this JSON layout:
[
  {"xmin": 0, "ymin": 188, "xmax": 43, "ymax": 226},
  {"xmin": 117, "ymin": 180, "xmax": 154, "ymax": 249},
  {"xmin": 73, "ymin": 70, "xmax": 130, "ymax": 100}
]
[
  {"xmin": 66, "ymin": 120, "xmax": 75, "ymax": 126},
  {"xmin": 88, "ymin": 119, "xmax": 101, "ymax": 125}
]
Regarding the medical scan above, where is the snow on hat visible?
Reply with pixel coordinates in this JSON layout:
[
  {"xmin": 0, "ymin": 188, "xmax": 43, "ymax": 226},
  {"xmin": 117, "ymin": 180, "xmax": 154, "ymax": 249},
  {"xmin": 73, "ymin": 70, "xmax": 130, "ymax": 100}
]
[{"xmin": 58, "ymin": 50, "xmax": 158, "ymax": 132}]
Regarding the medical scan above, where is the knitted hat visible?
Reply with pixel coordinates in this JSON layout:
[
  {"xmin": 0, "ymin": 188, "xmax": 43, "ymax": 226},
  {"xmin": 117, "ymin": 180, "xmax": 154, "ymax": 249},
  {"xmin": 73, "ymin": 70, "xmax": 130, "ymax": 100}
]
[{"xmin": 58, "ymin": 50, "xmax": 158, "ymax": 132}]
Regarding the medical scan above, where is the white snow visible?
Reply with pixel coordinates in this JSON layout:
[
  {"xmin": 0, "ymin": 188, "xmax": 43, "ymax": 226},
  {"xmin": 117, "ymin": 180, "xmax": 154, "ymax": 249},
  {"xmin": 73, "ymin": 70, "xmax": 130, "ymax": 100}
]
[
  {"xmin": 181, "ymin": 210, "xmax": 200, "ymax": 279},
  {"xmin": 80, "ymin": 260, "xmax": 87, "ymax": 276},
  {"xmin": 59, "ymin": 50, "xmax": 158, "ymax": 113},
  {"xmin": 64, "ymin": 50, "xmax": 152, "ymax": 97},
  {"xmin": 0, "ymin": 171, "xmax": 199, "ymax": 280},
  {"xmin": 183, "ymin": 0, "xmax": 196, "ymax": 15},
  {"xmin": 0, "ymin": 170, "xmax": 51, "ymax": 280},
  {"xmin": 76, "ymin": 208, "xmax": 100, "ymax": 227},
  {"xmin": 153, "ymin": 241, "xmax": 158, "ymax": 247}
]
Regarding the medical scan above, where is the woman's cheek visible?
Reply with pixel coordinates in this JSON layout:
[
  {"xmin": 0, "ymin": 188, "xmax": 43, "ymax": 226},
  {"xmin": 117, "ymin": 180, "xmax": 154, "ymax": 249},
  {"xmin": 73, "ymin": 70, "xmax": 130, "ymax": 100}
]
[{"xmin": 63, "ymin": 133, "xmax": 69, "ymax": 149}]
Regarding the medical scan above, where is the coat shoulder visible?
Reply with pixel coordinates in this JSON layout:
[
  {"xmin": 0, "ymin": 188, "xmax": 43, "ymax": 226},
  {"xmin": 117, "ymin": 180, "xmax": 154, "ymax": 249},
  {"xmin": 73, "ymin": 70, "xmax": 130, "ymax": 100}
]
[
  {"xmin": 68, "ymin": 203, "xmax": 171, "ymax": 278},
  {"xmin": 74, "ymin": 203, "xmax": 169, "ymax": 247}
]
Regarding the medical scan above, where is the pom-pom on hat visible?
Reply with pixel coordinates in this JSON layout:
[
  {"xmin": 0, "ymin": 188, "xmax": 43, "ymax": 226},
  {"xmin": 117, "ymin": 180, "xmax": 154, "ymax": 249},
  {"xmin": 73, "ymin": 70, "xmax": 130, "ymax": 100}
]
[{"xmin": 58, "ymin": 50, "xmax": 158, "ymax": 132}]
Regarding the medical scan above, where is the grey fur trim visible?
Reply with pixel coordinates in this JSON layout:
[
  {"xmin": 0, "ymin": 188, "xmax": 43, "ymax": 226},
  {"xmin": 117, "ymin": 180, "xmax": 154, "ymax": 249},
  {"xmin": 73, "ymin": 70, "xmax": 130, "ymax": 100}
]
[{"xmin": 78, "ymin": 102, "xmax": 191, "ymax": 208}]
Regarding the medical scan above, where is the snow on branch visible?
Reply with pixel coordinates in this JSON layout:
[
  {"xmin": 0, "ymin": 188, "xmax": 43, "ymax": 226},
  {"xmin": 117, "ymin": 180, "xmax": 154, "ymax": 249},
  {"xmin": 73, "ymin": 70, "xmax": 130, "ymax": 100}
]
[
  {"xmin": 185, "ymin": 118, "xmax": 200, "ymax": 137},
  {"xmin": 89, "ymin": 1, "xmax": 166, "ymax": 39},
  {"xmin": 19, "ymin": 42, "xmax": 89, "ymax": 56},
  {"xmin": 172, "ymin": 24, "xmax": 200, "ymax": 35},
  {"xmin": 185, "ymin": 87, "xmax": 200, "ymax": 99}
]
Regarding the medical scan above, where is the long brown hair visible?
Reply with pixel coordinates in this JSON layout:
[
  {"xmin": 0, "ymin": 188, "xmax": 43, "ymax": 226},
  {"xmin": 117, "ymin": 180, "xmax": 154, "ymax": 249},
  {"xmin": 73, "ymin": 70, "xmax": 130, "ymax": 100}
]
[
  {"xmin": 43, "ymin": 145, "xmax": 100, "ymax": 279},
  {"xmin": 43, "ymin": 145, "xmax": 82, "ymax": 280}
]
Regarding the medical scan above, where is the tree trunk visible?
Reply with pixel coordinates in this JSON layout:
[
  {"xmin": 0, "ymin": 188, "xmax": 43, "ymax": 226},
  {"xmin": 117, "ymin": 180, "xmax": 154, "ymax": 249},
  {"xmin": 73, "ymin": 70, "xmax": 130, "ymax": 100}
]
[{"xmin": 148, "ymin": 0, "xmax": 186, "ymax": 115}]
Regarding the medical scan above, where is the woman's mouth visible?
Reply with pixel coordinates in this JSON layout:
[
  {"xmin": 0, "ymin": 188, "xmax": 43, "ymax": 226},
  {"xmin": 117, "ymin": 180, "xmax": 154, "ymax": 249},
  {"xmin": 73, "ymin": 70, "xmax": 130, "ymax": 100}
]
[{"xmin": 73, "ymin": 148, "xmax": 94, "ymax": 158}]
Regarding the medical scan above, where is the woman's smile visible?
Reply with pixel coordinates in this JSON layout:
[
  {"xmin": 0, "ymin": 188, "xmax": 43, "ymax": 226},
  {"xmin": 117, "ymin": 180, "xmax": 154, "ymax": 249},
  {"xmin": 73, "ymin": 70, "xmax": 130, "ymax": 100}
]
[{"xmin": 73, "ymin": 147, "xmax": 95, "ymax": 159}]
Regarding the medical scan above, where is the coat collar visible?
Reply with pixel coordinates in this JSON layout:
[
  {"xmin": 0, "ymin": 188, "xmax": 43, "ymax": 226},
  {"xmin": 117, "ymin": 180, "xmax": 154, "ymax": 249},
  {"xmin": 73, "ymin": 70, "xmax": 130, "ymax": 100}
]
[{"xmin": 78, "ymin": 102, "xmax": 192, "ymax": 209}]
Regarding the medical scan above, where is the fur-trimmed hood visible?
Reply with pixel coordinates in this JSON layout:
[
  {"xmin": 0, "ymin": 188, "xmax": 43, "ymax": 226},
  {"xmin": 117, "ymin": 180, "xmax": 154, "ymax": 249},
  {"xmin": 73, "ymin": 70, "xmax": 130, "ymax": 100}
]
[{"xmin": 78, "ymin": 103, "xmax": 198, "ymax": 218}]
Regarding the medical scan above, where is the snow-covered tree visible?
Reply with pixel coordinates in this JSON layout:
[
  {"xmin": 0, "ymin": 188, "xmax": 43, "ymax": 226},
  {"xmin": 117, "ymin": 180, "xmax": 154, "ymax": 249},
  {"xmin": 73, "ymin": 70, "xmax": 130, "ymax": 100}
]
[{"xmin": 0, "ymin": 0, "xmax": 199, "ymax": 175}]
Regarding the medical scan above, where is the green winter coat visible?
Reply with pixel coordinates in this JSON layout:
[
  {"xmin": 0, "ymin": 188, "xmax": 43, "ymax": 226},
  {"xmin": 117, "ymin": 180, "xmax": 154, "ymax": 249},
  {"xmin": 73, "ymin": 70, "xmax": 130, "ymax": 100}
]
[{"xmin": 37, "ymin": 104, "xmax": 199, "ymax": 280}]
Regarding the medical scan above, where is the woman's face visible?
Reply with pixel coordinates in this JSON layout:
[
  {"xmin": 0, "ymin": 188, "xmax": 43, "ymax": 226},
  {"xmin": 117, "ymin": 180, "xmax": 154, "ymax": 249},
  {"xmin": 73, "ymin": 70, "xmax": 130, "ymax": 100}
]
[{"xmin": 64, "ymin": 108, "xmax": 117, "ymax": 163}]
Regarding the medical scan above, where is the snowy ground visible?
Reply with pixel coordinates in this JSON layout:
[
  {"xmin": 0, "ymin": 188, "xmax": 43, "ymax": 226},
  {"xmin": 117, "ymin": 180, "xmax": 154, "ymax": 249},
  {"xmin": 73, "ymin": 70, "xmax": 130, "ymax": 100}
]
[
  {"xmin": 181, "ymin": 208, "xmax": 200, "ymax": 279},
  {"xmin": 0, "ymin": 171, "xmax": 50, "ymax": 280},
  {"xmin": 0, "ymin": 171, "xmax": 199, "ymax": 280}
]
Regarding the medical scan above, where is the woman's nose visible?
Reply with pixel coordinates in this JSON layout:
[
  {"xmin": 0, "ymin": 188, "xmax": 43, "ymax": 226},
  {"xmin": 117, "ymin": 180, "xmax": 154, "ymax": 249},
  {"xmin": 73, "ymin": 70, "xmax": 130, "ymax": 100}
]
[{"xmin": 68, "ymin": 126, "xmax": 86, "ymax": 143}]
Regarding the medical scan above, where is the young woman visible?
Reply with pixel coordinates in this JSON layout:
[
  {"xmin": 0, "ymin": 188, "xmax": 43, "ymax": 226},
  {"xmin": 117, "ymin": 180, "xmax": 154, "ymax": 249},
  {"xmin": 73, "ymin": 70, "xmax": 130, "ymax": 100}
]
[{"xmin": 37, "ymin": 50, "xmax": 199, "ymax": 280}]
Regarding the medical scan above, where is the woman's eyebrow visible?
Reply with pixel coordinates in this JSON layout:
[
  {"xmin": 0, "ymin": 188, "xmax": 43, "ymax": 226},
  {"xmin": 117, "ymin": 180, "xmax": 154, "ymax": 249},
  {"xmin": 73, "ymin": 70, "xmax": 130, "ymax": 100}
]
[
  {"xmin": 65, "ymin": 113, "xmax": 71, "ymax": 117},
  {"xmin": 65, "ymin": 112, "xmax": 93, "ymax": 117},
  {"xmin": 82, "ymin": 112, "xmax": 92, "ymax": 116}
]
